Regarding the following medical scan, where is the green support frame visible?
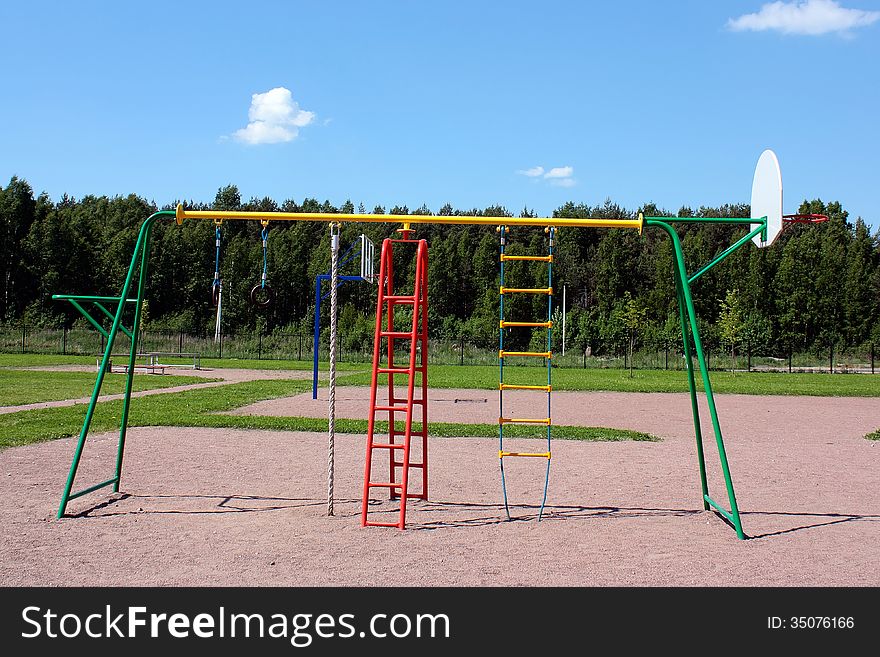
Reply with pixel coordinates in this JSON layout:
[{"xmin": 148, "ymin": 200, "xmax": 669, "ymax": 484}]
[
  {"xmin": 54, "ymin": 207, "xmax": 762, "ymax": 540},
  {"xmin": 645, "ymin": 216, "xmax": 766, "ymax": 540},
  {"xmin": 55, "ymin": 210, "xmax": 171, "ymax": 518}
]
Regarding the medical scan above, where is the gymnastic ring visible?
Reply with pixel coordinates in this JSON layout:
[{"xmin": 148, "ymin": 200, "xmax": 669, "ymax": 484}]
[
  {"xmin": 250, "ymin": 283, "xmax": 274, "ymax": 308},
  {"xmin": 211, "ymin": 283, "xmax": 220, "ymax": 307}
]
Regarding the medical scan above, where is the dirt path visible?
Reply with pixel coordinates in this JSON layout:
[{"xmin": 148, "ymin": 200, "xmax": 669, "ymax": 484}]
[
  {"xmin": 0, "ymin": 367, "xmax": 319, "ymax": 415},
  {"xmin": 1, "ymin": 391, "xmax": 877, "ymax": 586}
]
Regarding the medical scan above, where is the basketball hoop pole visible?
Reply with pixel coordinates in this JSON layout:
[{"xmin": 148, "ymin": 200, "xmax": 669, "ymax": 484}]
[{"xmin": 646, "ymin": 215, "xmax": 751, "ymax": 539}]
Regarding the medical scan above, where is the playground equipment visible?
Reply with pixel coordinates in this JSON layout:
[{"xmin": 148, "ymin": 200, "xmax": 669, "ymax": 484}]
[
  {"xmin": 361, "ymin": 228, "xmax": 429, "ymax": 528},
  {"xmin": 211, "ymin": 220, "xmax": 224, "ymax": 343},
  {"xmin": 498, "ymin": 225, "xmax": 555, "ymax": 521},
  {"xmin": 312, "ymin": 232, "xmax": 375, "ymax": 399},
  {"xmin": 249, "ymin": 220, "xmax": 273, "ymax": 308},
  {"xmin": 51, "ymin": 149, "xmax": 825, "ymax": 540}
]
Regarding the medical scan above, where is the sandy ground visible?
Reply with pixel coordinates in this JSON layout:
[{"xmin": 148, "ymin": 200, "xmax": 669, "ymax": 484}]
[{"xmin": 1, "ymin": 387, "xmax": 878, "ymax": 586}]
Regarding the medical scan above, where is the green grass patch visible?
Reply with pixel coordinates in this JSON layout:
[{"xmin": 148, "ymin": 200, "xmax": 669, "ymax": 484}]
[
  {"xmin": 0, "ymin": 354, "xmax": 96, "ymax": 368},
  {"xmin": 0, "ymin": 370, "xmax": 217, "ymax": 406},
  {"xmin": 0, "ymin": 378, "xmax": 657, "ymax": 449},
  {"xmin": 340, "ymin": 365, "xmax": 880, "ymax": 397},
  {"xmin": 866, "ymin": 430, "xmax": 880, "ymax": 441}
]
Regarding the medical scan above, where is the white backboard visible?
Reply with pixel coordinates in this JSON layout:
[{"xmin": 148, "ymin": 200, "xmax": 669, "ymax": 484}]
[{"xmin": 751, "ymin": 149, "xmax": 783, "ymax": 248}]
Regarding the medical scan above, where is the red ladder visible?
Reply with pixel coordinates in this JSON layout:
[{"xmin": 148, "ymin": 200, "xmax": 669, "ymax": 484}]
[{"xmin": 361, "ymin": 233, "xmax": 429, "ymax": 529}]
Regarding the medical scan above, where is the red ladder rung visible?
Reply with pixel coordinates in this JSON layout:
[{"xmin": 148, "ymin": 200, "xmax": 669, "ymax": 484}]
[
  {"xmin": 367, "ymin": 482, "xmax": 403, "ymax": 488},
  {"xmin": 380, "ymin": 331, "xmax": 415, "ymax": 338},
  {"xmin": 371, "ymin": 443, "xmax": 405, "ymax": 450},
  {"xmin": 373, "ymin": 405, "xmax": 410, "ymax": 412}
]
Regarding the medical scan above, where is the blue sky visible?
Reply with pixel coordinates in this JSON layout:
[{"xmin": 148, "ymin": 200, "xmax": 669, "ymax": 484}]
[{"xmin": 1, "ymin": 1, "xmax": 878, "ymax": 227}]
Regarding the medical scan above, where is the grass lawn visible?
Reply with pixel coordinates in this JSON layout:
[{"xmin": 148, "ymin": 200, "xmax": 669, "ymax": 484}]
[
  {"xmin": 0, "ymin": 379, "xmax": 656, "ymax": 449},
  {"xmin": 0, "ymin": 369, "xmax": 216, "ymax": 406},
  {"xmin": 339, "ymin": 364, "xmax": 880, "ymax": 397},
  {"xmin": 0, "ymin": 354, "xmax": 96, "ymax": 368}
]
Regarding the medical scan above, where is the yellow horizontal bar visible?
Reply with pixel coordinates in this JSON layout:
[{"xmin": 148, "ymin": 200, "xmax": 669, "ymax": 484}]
[
  {"xmin": 499, "ymin": 384, "xmax": 552, "ymax": 391},
  {"xmin": 500, "ymin": 320, "xmax": 552, "ymax": 328},
  {"xmin": 500, "ymin": 254, "xmax": 553, "ymax": 262},
  {"xmin": 499, "ymin": 451, "xmax": 551, "ymax": 459},
  {"xmin": 500, "ymin": 287, "xmax": 552, "ymax": 295},
  {"xmin": 499, "ymin": 417, "xmax": 552, "ymax": 425},
  {"xmin": 499, "ymin": 350, "xmax": 552, "ymax": 358},
  {"xmin": 176, "ymin": 205, "xmax": 645, "ymax": 231}
]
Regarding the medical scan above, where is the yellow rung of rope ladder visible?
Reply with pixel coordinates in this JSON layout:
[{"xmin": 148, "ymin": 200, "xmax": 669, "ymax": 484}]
[
  {"xmin": 499, "ymin": 286, "xmax": 553, "ymax": 295},
  {"xmin": 499, "ymin": 350, "xmax": 552, "ymax": 358},
  {"xmin": 500, "ymin": 320, "xmax": 552, "ymax": 328},
  {"xmin": 500, "ymin": 254, "xmax": 553, "ymax": 262},
  {"xmin": 499, "ymin": 417, "xmax": 552, "ymax": 425},
  {"xmin": 499, "ymin": 383, "xmax": 552, "ymax": 391},
  {"xmin": 499, "ymin": 450, "xmax": 551, "ymax": 459}
]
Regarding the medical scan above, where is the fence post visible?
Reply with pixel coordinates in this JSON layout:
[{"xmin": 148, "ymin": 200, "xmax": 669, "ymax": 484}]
[
  {"xmin": 747, "ymin": 342, "xmax": 751, "ymax": 372},
  {"xmin": 21, "ymin": 325, "xmax": 26, "ymax": 353},
  {"xmin": 100, "ymin": 332, "xmax": 105, "ymax": 356},
  {"xmin": 583, "ymin": 349, "xmax": 586, "ymax": 369},
  {"xmin": 829, "ymin": 343, "xmax": 833, "ymax": 374},
  {"xmin": 872, "ymin": 343, "xmax": 875, "ymax": 375},
  {"xmin": 298, "ymin": 333, "xmax": 303, "ymax": 361},
  {"xmin": 459, "ymin": 335, "xmax": 464, "ymax": 366},
  {"xmin": 219, "ymin": 329, "xmax": 223, "ymax": 359},
  {"xmin": 62, "ymin": 327, "xmax": 67, "ymax": 355},
  {"xmin": 788, "ymin": 347, "xmax": 792, "ymax": 373},
  {"xmin": 258, "ymin": 329, "xmax": 262, "ymax": 360},
  {"xmin": 664, "ymin": 345, "xmax": 668, "ymax": 370}
]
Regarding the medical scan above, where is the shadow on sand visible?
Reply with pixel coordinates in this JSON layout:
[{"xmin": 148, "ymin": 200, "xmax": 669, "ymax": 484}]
[{"xmin": 68, "ymin": 492, "xmax": 880, "ymax": 540}]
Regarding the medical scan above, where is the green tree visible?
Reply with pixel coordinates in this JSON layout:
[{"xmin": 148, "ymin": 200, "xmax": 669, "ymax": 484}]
[
  {"xmin": 620, "ymin": 291, "xmax": 648, "ymax": 377},
  {"xmin": 718, "ymin": 289, "xmax": 744, "ymax": 372}
]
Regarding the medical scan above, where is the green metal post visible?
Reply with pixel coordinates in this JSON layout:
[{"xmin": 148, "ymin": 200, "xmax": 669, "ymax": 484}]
[
  {"xmin": 57, "ymin": 211, "xmax": 173, "ymax": 518},
  {"xmin": 113, "ymin": 221, "xmax": 155, "ymax": 492},
  {"xmin": 648, "ymin": 219, "xmax": 745, "ymax": 539},
  {"xmin": 675, "ymin": 265, "xmax": 709, "ymax": 507},
  {"xmin": 67, "ymin": 299, "xmax": 110, "ymax": 338},
  {"xmin": 687, "ymin": 223, "xmax": 766, "ymax": 285}
]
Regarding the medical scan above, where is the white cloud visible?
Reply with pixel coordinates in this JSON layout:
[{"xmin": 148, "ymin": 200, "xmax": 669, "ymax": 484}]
[
  {"xmin": 231, "ymin": 87, "xmax": 315, "ymax": 145},
  {"xmin": 516, "ymin": 164, "xmax": 576, "ymax": 187},
  {"xmin": 727, "ymin": 0, "xmax": 879, "ymax": 35},
  {"xmin": 544, "ymin": 166, "xmax": 574, "ymax": 179}
]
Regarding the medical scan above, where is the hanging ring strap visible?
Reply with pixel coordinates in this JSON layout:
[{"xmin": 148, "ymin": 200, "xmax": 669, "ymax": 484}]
[
  {"xmin": 260, "ymin": 221, "xmax": 270, "ymax": 288},
  {"xmin": 251, "ymin": 220, "xmax": 273, "ymax": 307},
  {"xmin": 211, "ymin": 220, "xmax": 223, "ymax": 306}
]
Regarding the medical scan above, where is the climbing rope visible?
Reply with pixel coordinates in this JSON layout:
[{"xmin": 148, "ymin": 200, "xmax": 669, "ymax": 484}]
[
  {"xmin": 327, "ymin": 222, "xmax": 340, "ymax": 516},
  {"xmin": 250, "ymin": 220, "xmax": 274, "ymax": 307}
]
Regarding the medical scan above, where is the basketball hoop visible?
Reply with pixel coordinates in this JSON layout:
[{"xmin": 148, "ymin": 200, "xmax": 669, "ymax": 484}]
[
  {"xmin": 782, "ymin": 213, "xmax": 829, "ymax": 224},
  {"xmin": 750, "ymin": 151, "xmax": 828, "ymax": 248}
]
